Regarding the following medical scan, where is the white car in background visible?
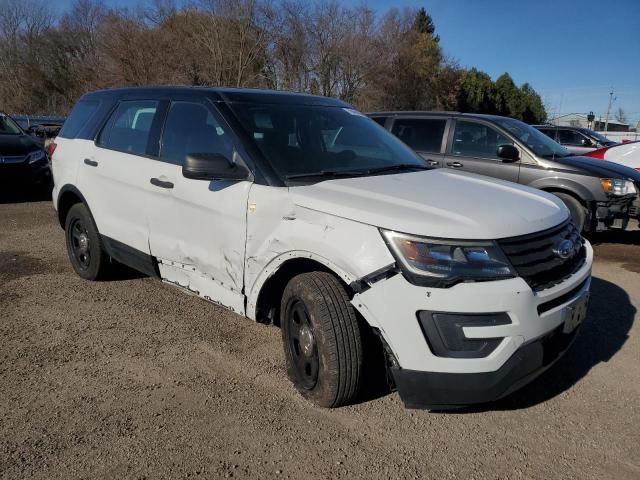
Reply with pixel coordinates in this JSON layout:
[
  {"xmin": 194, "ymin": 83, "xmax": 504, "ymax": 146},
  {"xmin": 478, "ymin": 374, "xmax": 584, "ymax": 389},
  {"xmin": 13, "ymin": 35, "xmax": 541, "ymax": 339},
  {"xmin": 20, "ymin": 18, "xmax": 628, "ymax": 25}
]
[{"xmin": 585, "ymin": 141, "xmax": 640, "ymax": 170}]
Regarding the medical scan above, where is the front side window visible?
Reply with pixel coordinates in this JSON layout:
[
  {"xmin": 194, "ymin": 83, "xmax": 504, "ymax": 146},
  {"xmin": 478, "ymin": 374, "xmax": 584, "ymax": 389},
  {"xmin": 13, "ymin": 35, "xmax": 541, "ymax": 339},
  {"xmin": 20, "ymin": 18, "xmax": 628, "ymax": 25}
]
[
  {"xmin": 99, "ymin": 100, "xmax": 159, "ymax": 155},
  {"xmin": 452, "ymin": 120, "xmax": 513, "ymax": 159},
  {"xmin": 0, "ymin": 114, "xmax": 23, "ymax": 135},
  {"xmin": 391, "ymin": 118, "xmax": 447, "ymax": 153},
  {"xmin": 229, "ymin": 104, "xmax": 424, "ymax": 181},
  {"xmin": 160, "ymin": 102, "xmax": 234, "ymax": 165},
  {"xmin": 493, "ymin": 117, "xmax": 571, "ymax": 159},
  {"xmin": 370, "ymin": 116, "xmax": 387, "ymax": 127},
  {"xmin": 558, "ymin": 129, "xmax": 586, "ymax": 146}
]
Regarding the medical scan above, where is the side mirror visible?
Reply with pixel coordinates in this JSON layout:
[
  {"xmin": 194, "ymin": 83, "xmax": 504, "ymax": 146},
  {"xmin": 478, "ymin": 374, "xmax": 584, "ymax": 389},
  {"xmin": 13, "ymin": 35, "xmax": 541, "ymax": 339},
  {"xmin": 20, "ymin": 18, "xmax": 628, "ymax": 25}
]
[
  {"xmin": 183, "ymin": 153, "xmax": 250, "ymax": 181},
  {"xmin": 581, "ymin": 138, "xmax": 593, "ymax": 147},
  {"xmin": 496, "ymin": 144, "xmax": 519, "ymax": 162}
]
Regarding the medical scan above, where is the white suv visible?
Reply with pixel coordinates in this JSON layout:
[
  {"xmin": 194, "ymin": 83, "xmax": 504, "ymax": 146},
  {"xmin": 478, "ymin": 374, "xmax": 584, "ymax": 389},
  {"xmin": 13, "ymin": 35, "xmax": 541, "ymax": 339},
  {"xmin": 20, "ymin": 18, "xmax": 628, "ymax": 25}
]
[{"xmin": 51, "ymin": 87, "xmax": 593, "ymax": 409}]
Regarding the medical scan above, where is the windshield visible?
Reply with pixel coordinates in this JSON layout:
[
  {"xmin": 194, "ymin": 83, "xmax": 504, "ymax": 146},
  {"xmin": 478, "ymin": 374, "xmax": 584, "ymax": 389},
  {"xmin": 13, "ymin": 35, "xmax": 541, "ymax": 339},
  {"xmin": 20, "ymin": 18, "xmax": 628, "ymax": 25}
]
[
  {"xmin": 494, "ymin": 117, "xmax": 570, "ymax": 158},
  {"xmin": 229, "ymin": 103, "xmax": 425, "ymax": 180},
  {"xmin": 581, "ymin": 128, "xmax": 614, "ymax": 144},
  {"xmin": 0, "ymin": 114, "xmax": 23, "ymax": 135}
]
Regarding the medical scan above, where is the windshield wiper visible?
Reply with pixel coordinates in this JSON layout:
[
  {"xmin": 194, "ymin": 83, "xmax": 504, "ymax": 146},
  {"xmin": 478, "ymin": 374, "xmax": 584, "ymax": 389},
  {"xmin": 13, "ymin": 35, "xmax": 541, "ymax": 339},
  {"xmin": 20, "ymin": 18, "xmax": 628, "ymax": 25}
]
[
  {"xmin": 285, "ymin": 169, "xmax": 372, "ymax": 180},
  {"xmin": 285, "ymin": 164, "xmax": 428, "ymax": 180},
  {"xmin": 365, "ymin": 164, "xmax": 429, "ymax": 174}
]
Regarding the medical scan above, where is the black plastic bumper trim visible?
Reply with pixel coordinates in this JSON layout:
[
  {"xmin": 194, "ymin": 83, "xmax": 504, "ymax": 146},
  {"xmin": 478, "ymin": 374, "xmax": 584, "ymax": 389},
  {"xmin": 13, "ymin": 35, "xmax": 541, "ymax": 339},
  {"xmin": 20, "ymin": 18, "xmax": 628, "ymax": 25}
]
[{"xmin": 392, "ymin": 323, "xmax": 579, "ymax": 410}]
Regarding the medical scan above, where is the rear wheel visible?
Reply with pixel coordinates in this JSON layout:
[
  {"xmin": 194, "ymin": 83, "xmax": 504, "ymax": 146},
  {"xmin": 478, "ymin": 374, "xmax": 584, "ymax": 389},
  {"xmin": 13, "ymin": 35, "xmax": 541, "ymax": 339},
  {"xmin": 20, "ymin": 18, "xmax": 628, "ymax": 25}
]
[
  {"xmin": 554, "ymin": 192, "xmax": 587, "ymax": 232},
  {"xmin": 281, "ymin": 272, "xmax": 363, "ymax": 408},
  {"xmin": 65, "ymin": 203, "xmax": 109, "ymax": 280}
]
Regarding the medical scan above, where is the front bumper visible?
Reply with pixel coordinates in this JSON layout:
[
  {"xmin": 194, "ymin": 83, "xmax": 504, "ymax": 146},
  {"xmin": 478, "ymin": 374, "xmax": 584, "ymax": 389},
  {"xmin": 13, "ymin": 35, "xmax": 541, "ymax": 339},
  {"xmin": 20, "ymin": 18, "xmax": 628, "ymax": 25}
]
[
  {"xmin": 595, "ymin": 195, "xmax": 637, "ymax": 230},
  {"xmin": 352, "ymin": 241, "xmax": 593, "ymax": 409},
  {"xmin": 392, "ymin": 321, "xmax": 579, "ymax": 409},
  {"xmin": 629, "ymin": 195, "xmax": 640, "ymax": 220},
  {"xmin": 0, "ymin": 159, "xmax": 50, "ymax": 185}
]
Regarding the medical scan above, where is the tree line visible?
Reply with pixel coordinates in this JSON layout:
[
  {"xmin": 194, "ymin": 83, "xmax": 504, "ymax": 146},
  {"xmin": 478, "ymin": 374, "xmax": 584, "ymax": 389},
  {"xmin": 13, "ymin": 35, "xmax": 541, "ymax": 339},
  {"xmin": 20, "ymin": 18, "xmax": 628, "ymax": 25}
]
[{"xmin": 0, "ymin": 0, "xmax": 546, "ymax": 123}]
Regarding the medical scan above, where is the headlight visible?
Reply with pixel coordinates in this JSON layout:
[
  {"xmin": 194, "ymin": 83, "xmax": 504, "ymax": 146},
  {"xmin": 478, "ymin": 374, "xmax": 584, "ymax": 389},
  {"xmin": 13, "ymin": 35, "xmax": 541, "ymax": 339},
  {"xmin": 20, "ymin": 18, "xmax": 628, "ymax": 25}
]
[
  {"xmin": 381, "ymin": 230, "xmax": 516, "ymax": 288},
  {"xmin": 27, "ymin": 150, "xmax": 45, "ymax": 164},
  {"xmin": 600, "ymin": 178, "xmax": 637, "ymax": 196}
]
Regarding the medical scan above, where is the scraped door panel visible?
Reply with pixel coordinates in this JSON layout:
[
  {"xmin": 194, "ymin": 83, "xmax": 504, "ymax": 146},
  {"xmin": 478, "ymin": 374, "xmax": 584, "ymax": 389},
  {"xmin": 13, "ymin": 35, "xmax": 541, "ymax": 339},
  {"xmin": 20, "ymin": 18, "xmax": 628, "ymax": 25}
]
[{"xmin": 146, "ymin": 99, "xmax": 249, "ymax": 314}]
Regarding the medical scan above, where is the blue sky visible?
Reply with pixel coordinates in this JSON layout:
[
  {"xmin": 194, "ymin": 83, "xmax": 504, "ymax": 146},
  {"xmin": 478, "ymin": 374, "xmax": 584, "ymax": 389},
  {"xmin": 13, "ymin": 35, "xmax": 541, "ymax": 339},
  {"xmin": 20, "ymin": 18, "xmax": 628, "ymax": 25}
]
[
  {"xmin": 363, "ymin": 0, "xmax": 640, "ymax": 125},
  {"xmin": 56, "ymin": 0, "xmax": 640, "ymax": 125}
]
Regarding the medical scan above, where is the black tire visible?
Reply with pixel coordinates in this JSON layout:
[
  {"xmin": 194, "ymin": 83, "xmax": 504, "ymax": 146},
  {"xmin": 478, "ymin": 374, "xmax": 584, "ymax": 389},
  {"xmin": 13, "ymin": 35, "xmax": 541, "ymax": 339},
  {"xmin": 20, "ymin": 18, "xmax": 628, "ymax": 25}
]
[
  {"xmin": 64, "ymin": 203, "xmax": 109, "ymax": 280},
  {"xmin": 554, "ymin": 192, "xmax": 587, "ymax": 232},
  {"xmin": 281, "ymin": 272, "xmax": 363, "ymax": 408}
]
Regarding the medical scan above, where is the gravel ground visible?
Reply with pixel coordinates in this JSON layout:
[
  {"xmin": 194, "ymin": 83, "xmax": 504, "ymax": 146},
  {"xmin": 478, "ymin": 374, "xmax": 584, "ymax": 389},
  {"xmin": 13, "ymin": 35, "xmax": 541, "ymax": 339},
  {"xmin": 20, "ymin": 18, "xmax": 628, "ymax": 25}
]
[{"xmin": 1, "ymin": 195, "xmax": 639, "ymax": 479}]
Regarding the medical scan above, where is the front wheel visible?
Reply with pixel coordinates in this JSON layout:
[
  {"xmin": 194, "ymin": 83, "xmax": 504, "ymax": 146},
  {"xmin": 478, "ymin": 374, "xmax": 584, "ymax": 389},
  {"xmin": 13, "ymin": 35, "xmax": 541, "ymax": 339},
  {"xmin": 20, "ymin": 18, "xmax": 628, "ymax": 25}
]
[
  {"xmin": 554, "ymin": 192, "xmax": 587, "ymax": 232},
  {"xmin": 281, "ymin": 272, "xmax": 363, "ymax": 407}
]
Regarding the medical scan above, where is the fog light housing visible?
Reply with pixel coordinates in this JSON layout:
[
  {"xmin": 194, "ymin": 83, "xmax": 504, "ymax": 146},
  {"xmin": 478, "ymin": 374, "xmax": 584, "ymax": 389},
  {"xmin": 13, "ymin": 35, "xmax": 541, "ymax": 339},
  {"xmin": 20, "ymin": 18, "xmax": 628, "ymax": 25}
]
[{"xmin": 417, "ymin": 311, "xmax": 511, "ymax": 358}]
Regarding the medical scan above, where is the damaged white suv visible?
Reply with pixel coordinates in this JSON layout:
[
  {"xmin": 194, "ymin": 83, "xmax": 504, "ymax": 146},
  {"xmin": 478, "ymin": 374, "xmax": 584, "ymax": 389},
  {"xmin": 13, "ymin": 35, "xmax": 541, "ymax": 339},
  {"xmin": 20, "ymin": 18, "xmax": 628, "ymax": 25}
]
[{"xmin": 51, "ymin": 87, "xmax": 593, "ymax": 409}]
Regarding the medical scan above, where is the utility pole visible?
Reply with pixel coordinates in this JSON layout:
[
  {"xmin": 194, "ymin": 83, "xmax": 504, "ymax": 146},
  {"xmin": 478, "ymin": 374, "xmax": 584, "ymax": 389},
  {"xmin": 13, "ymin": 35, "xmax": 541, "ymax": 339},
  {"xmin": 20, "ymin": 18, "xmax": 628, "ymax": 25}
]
[{"xmin": 604, "ymin": 88, "xmax": 614, "ymax": 133}]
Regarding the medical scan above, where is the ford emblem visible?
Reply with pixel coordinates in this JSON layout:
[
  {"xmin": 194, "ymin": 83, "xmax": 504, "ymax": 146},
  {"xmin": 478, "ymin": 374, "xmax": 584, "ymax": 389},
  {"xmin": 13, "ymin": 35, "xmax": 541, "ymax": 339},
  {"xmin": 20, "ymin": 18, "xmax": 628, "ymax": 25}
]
[{"xmin": 553, "ymin": 239, "xmax": 575, "ymax": 259}]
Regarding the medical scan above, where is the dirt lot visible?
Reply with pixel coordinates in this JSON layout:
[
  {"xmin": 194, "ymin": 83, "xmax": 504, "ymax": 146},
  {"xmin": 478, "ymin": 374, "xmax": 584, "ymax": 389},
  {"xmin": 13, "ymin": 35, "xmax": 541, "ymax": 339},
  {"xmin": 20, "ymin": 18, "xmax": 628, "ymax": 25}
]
[{"xmin": 1, "ymin": 194, "xmax": 639, "ymax": 479}]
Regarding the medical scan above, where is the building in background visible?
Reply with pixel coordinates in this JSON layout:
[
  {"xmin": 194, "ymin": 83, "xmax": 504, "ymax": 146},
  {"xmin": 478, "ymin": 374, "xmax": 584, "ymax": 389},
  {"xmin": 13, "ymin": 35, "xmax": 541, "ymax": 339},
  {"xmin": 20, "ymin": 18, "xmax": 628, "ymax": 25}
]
[{"xmin": 548, "ymin": 113, "xmax": 630, "ymax": 132}]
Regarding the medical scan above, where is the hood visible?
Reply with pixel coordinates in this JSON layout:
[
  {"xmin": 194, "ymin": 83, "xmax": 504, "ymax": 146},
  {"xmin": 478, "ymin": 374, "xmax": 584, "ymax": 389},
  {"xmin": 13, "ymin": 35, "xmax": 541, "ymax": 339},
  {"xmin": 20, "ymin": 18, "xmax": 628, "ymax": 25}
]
[
  {"xmin": 289, "ymin": 169, "xmax": 568, "ymax": 240},
  {"xmin": 0, "ymin": 134, "xmax": 41, "ymax": 156},
  {"xmin": 554, "ymin": 155, "xmax": 640, "ymax": 182}
]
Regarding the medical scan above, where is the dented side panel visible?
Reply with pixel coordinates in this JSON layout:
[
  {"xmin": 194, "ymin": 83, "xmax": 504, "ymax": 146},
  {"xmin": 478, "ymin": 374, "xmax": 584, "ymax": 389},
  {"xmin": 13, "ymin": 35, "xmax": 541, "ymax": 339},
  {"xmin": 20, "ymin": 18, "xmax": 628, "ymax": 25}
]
[
  {"xmin": 146, "ymin": 158, "xmax": 250, "ymax": 314},
  {"xmin": 244, "ymin": 184, "xmax": 395, "ymax": 320}
]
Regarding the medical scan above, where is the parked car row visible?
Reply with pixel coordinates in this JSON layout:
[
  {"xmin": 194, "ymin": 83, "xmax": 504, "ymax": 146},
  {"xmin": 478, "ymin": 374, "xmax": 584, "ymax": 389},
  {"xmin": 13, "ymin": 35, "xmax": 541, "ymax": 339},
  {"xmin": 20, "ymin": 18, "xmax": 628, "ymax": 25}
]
[
  {"xmin": 370, "ymin": 112, "xmax": 640, "ymax": 232},
  {"xmin": 51, "ymin": 86, "xmax": 598, "ymax": 411}
]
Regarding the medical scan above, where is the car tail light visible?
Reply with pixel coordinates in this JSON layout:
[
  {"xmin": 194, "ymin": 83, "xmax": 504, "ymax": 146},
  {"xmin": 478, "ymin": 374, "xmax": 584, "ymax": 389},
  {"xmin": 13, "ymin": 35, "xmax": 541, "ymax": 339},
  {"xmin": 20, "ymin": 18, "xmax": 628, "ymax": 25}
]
[
  {"xmin": 47, "ymin": 142, "xmax": 57, "ymax": 159},
  {"xmin": 584, "ymin": 147, "xmax": 608, "ymax": 159}
]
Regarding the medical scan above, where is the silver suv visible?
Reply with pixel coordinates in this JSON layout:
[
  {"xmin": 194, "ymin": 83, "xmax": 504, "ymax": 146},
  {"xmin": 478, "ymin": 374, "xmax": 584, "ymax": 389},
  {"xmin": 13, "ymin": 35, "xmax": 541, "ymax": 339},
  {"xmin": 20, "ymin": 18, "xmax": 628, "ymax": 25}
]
[{"xmin": 372, "ymin": 112, "xmax": 640, "ymax": 232}]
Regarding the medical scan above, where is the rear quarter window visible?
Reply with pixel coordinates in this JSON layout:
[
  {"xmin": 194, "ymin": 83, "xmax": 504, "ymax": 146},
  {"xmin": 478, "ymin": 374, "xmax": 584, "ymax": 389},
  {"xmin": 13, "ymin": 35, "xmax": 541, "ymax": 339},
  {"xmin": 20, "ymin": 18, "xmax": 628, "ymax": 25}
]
[{"xmin": 58, "ymin": 100, "xmax": 101, "ymax": 138}]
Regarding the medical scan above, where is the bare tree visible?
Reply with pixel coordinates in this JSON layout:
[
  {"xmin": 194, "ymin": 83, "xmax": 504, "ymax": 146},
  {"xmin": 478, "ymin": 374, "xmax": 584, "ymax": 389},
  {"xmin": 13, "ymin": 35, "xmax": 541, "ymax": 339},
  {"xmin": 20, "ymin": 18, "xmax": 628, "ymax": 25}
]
[{"xmin": 0, "ymin": 0, "xmax": 547, "ymax": 119}]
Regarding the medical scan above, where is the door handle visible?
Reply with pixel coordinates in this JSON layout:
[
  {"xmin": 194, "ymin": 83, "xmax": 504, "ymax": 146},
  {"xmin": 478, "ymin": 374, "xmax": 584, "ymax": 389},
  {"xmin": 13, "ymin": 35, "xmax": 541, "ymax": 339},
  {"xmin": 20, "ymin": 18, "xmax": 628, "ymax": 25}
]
[
  {"xmin": 84, "ymin": 159, "xmax": 98, "ymax": 167},
  {"xmin": 446, "ymin": 161, "xmax": 464, "ymax": 168},
  {"xmin": 150, "ymin": 178, "xmax": 174, "ymax": 189},
  {"xmin": 426, "ymin": 159, "xmax": 440, "ymax": 166}
]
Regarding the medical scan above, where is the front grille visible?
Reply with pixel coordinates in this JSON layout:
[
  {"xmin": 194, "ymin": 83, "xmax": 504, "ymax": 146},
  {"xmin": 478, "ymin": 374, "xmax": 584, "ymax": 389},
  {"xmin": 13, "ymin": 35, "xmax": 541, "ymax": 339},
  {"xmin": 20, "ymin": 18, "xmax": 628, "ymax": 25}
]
[{"xmin": 498, "ymin": 221, "xmax": 586, "ymax": 291}]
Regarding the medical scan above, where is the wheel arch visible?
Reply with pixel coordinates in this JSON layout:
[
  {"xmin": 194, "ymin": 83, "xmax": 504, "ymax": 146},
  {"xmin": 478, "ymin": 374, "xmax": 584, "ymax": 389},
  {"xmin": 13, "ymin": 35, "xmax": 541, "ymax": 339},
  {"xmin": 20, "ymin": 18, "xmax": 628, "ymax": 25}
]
[
  {"xmin": 529, "ymin": 177, "xmax": 595, "ymax": 204},
  {"xmin": 56, "ymin": 184, "xmax": 92, "ymax": 229},
  {"xmin": 541, "ymin": 186, "xmax": 588, "ymax": 207},
  {"xmin": 247, "ymin": 252, "xmax": 357, "ymax": 325}
]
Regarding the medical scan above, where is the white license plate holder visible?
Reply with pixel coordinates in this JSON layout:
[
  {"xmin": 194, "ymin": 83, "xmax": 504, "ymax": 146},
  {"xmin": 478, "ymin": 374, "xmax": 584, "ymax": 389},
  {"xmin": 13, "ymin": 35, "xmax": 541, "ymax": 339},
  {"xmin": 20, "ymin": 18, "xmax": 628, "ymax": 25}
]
[{"xmin": 563, "ymin": 292, "xmax": 590, "ymax": 334}]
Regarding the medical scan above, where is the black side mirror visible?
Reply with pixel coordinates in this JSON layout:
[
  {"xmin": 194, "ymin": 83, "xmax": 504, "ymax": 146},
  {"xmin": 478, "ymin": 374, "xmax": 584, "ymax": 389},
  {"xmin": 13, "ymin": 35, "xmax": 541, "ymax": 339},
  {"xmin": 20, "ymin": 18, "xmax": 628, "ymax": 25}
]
[
  {"xmin": 496, "ymin": 144, "xmax": 519, "ymax": 162},
  {"xmin": 581, "ymin": 138, "xmax": 593, "ymax": 147},
  {"xmin": 183, "ymin": 153, "xmax": 250, "ymax": 181}
]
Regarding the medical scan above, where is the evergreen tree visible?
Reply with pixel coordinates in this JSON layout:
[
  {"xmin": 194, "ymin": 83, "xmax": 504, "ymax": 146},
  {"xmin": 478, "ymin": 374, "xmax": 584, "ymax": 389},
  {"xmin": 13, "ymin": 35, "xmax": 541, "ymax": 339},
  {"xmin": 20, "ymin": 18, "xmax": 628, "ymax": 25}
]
[{"xmin": 413, "ymin": 7, "xmax": 439, "ymax": 42}]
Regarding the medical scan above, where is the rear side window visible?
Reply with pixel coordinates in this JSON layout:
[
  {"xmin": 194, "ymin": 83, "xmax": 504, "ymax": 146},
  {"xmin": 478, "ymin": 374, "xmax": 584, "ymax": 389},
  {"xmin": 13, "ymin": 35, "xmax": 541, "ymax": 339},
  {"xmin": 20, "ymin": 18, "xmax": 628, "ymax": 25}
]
[
  {"xmin": 98, "ymin": 101, "xmax": 159, "ymax": 155},
  {"xmin": 59, "ymin": 100, "xmax": 100, "ymax": 138},
  {"xmin": 391, "ymin": 118, "xmax": 447, "ymax": 153},
  {"xmin": 159, "ymin": 102, "xmax": 234, "ymax": 165},
  {"xmin": 538, "ymin": 128, "xmax": 556, "ymax": 140},
  {"xmin": 557, "ymin": 129, "xmax": 585, "ymax": 146}
]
